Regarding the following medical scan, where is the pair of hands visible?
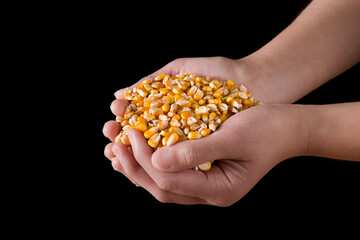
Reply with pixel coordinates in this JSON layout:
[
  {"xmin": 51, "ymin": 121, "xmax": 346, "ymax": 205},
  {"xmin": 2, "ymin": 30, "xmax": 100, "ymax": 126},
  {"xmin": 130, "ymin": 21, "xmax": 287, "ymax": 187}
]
[{"xmin": 103, "ymin": 57, "xmax": 308, "ymax": 206}]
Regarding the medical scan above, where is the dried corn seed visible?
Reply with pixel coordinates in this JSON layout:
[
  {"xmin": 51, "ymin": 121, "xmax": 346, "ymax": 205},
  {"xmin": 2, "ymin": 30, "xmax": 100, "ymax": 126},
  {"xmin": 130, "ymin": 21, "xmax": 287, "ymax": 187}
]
[
  {"xmin": 167, "ymin": 133, "xmax": 179, "ymax": 146},
  {"xmin": 144, "ymin": 127, "xmax": 159, "ymax": 139},
  {"xmin": 113, "ymin": 73, "xmax": 262, "ymax": 171},
  {"xmin": 154, "ymin": 73, "xmax": 166, "ymax": 81},
  {"xmin": 188, "ymin": 131, "xmax": 201, "ymax": 140},
  {"xmin": 148, "ymin": 133, "xmax": 161, "ymax": 148},
  {"xmin": 198, "ymin": 161, "xmax": 212, "ymax": 171},
  {"xmin": 195, "ymin": 106, "xmax": 208, "ymax": 115},
  {"xmin": 200, "ymin": 128, "xmax": 212, "ymax": 137}
]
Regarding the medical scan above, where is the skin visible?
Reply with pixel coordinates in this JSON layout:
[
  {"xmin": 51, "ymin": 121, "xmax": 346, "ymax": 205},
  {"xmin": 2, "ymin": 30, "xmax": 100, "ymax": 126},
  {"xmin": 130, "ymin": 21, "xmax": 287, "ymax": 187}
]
[{"xmin": 103, "ymin": 0, "xmax": 360, "ymax": 206}]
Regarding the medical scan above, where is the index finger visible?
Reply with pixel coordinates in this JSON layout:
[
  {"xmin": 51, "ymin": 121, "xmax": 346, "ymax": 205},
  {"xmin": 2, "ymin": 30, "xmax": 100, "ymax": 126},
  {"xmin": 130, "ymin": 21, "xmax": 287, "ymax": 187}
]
[{"xmin": 114, "ymin": 60, "xmax": 182, "ymax": 99}]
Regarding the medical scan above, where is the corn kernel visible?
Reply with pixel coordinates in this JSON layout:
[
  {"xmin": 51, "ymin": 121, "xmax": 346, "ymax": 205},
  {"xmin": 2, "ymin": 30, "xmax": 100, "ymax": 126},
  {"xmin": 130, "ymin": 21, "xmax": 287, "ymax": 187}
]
[
  {"xmin": 167, "ymin": 133, "xmax": 179, "ymax": 146},
  {"xmin": 242, "ymin": 99, "xmax": 253, "ymax": 107},
  {"xmin": 193, "ymin": 89, "xmax": 204, "ymax": 101},
  {"xmin": 200, "ymin": 128, "xmax": 212, "ymax": 137},
  {"xmin": 135, "ymin": 123, "xmax": 148, "ymax": 132},
  {"xmin": 144, "ymin": 127, "xmax": 159, "ymax": 139},
  {"xmin": 154, "ymin": 73, "xmax": 166, "ymax": 81},
  {"xmin": 148, "ymin": 133, "xmax": 161, "ymax": 148},
  {"xmin": 213, "ymin": 88, "xmax": 224, "ymax": 98},
  {"xmin": 188, "ymin": 131, "xmax": 201, "ymax": 140},
  {"xmin": 198, "ymin": 161, "xmax": 211, "ymax": 171}
]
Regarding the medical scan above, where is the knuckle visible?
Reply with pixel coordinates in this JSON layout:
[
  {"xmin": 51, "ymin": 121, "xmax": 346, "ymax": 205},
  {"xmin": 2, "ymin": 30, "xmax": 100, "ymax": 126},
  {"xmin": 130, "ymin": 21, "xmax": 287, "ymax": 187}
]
[
  {"xmin": 155, "ymin": 175, "xmax": 176, "ymax": 192},
  {"xmin": 182, "ymin": 145, "xmax": 204, "ymax": 168},
  {"xmin": 153, "ymin": 189, "xmax": 171, "ymax": 204}
]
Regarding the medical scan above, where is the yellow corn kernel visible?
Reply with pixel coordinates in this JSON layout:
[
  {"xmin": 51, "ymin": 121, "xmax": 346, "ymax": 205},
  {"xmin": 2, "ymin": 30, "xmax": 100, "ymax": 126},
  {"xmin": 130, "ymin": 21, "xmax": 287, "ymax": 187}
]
[
  {"xmin": 162, "ymin": 103, "xmax": 170, "ymax": 112},
  {"xmin": 201, "ymin": 113, "xmax": 209, "ymax": 123},
  {"xmin": 167, "ymin": 133, "xmax": 179, "ymax": 146},
  {"xmin": 210, "ymin": 79, "xmax": 221, "ymax": 90},
  {"xmin": 198, "ymin": 99, "xmax": 206, "ymax": 105},
  {"xmin": 151, "ymin": 82, "xmax": 164, "ymax": 89},
  {"xmin": 124, "ymin": 88, "xmax": 133, "ymax": 100},
  {"xmin": 160, "ymin": 88, "xmax": 169, "ymax": 95},
  {"xmin": 144, "ymin": 127, "xmax": 159, "ymax": 139},
  {"xmin": 187, "ymin": 85, "xmax": 197, "ymax": 96},
  {"xmin": 120, "ymin": 119, "xmax": 129, "ymax": 127},
  {"xmin": 193, "ymin": 89, "xmax": 204, "ymax": 101},
  {"xmin": 149, "ymin": 107, "xmax": 163, "ymax": 116},
  {"xmin": 180, "ymin": 111, "xmax": 192, "ymax": 119},
  {"xmin": 162, "ymin": 135, "xmax": 169, "ymax": 146},
  {"xmin": 195, "ymin": 106, "xmax": 208, "ymax": 115},
  {"xmin": 154, "ymin": 73, "xmax": 166, "ymax": 81},
  {"xmin": 176, "ymin": 99, "xmax": 191, "ymax": 107},
  {"xmin": 226, "ymin": 96, "xmax": 234, "ymax": 104},
  {"xmin": 160, "ymin": 128, "xmax": 171, "ymax": 137},
  {"xmin": 202, "ymin": 86, "xmax": 212, "ymax": 92},
  {"xmin": 218, "ymin": 103, "xmax": 228, "ymax": 112},
  {"xmin": 209, "ymin": 112, "xmax": 217, "ymax": 121},
  {"xmin": 213, "ymin": 88, "xmax": 224, "ymax": 98},
  {"xmin": 208, "ymin": 121, "xmax": 218, "ymax": 131},
  {"xmin": 135, "ymin": 123, "xmax": 147, "ymax": 132},
  {"xmin": 242, "ymin": 99, "xmax": 253, "ymax": 107},
  {"xmin": 197, "ymin": 161, "xmax": 211, "ymax": 171},
  {"xmin": 164, "ymin": 79, "xmax": 174, "ymax": 88},
  {"xmin": 148, "ymin": 133, "xmax": 161, "ymax": 148},
  {"xmin": 226, "ymin": 80, "xmax": 236, "ymax": 90},
  {"xmin": 157, "ymin": 120, "xmax": 169, "ymax": 130},
  {"xmin": 144, "ymin": 98, "xmax": 152, "ymax": 108},
  {"xmin": 219, "ymin": 114, "xmax": 227, "ymax": 123},
  {"xmin": 162, "ymin": 95, "xmax": 174, "ymax": 104},
  {"xmin": 143, "ymin": 84, "xmax": 153, "ymax": 92},
  {"xmin": 188, "ymin": 131, "xmax": 201, "ymax": 140},
  {"xmin": 142, "ymin": 79, "xmax": 152, "ymax": 85},
  {"xmin": 136, "ymin": 116, "xmax": 147, "ymax": 125},
  {"xmin": 200, "ymin": 128, "xmax": 212, "ymax": 137},
  {"xmin": 115, "ymin": 132, "xmax": 130, "ymax": 146},
  {"xmin": 178, "ymin": 81, "xmax": 189, "ymax": 90},
  {"xmin": 169, "ymin": 126, "xmax": 184, "ymax": 136},
  {"xmin": 172, "ymin": 87, "xmax": 183, "ymax": 95}
]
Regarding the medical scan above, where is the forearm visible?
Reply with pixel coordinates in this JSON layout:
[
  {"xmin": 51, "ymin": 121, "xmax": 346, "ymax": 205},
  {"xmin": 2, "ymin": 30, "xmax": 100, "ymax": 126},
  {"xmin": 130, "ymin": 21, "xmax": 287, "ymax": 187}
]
[
  {"xmin": 304, "ymin": 102, "xmax": 360, "ymax": 161},
  {"xmin": 241, "ymin": 0, "xmax": 360, "ymax": 104}
]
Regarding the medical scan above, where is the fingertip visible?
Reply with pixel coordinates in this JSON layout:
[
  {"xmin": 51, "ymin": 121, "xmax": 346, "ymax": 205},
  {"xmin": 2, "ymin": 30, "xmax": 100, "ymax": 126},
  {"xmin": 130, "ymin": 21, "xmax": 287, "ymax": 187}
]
[
  {"xmin": 104, "ymin": 142, "xmax": 115, "ymax": 160},
  {"xmin": 114, "ymin": 89, "xmax": 124, "ymax": 99},
  {"xmin": 110, "ymin": 99, "xmax": 129, "ymax": 117},
  {"xmin": 151, "ymin": 148, "xmax": 171, "ymax": 171},
  {"xmin": 103, "ymin": 120, "xmax": 121, "ymax": 141}
]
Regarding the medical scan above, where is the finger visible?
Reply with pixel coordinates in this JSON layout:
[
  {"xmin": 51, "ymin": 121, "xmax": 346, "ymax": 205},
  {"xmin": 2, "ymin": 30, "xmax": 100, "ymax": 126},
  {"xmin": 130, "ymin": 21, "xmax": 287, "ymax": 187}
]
[
  {"xmin": 111, "ymin": 157, "xmax": 124, "ymax": 172},
  {"xmin": 102, "ymin": 120, "xmax": 121, "ymax": 141},
  {"xmin": 112, "ymin": 141, "xmax": 206, "ymax": 204},
  {"xmin": 127, "ymin": 128, "xmax": 214, "ymax": 199},
  {"xmin": 114, "ymin": 59, "xmax": 186, "ymax": 99},
  {"xmin": 104, "ymin": 142, "xmax": 115, "ymax": 160},
  {"xmin": 151, "ymin": 130, "xmax": 229, "ymax": 172},
  {"xmin": 110, "ymin": 99, "xmax": 129, "ymax": 117}
]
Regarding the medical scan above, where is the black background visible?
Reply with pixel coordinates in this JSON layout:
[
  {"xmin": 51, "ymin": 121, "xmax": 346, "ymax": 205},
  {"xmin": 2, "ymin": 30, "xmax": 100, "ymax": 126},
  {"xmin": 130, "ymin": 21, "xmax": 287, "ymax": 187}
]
[{"xmin": 20, "ymin": 0, "xmax": 359, "ymax": 235}]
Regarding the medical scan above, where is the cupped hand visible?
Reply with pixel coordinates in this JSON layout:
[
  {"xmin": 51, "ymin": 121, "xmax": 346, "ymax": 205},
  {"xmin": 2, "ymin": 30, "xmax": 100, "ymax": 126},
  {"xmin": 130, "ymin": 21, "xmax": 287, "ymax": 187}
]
[
  {"xmin": 104, "ymin": 103, "xmax": 308, "ymax": 206},
  {"xmin": 113, "ymin": 57, "xmax": 266, "ymax": 102}
]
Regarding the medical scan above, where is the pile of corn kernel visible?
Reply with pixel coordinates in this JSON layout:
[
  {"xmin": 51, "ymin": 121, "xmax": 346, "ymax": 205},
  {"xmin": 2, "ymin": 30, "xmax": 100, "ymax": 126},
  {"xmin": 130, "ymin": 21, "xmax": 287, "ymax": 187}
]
[{"xmin": 115, "ymin": 73, "xmax": 261, "ymax": 171}]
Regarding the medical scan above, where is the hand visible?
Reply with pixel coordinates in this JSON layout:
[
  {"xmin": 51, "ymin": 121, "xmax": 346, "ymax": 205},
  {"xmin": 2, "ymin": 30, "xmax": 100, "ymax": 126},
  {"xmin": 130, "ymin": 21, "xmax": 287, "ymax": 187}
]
[
  {"xmin": 113, "ymin": 56, "xmax": 267, "ymax": 103},
  {"xmin": 104, "ymin": 103, "xmax": 308, "ymax": 206}
]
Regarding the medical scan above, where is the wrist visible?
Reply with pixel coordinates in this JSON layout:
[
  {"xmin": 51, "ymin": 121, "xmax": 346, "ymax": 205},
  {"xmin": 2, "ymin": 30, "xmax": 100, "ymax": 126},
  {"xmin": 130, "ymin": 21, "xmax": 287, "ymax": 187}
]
[
  {"xmin": 278, "ymin": 104, "xmax": 310, "ymax": 161},
  {"xmin": 234, "ymin": 56, "xmax": 283, "ymax": 104}
]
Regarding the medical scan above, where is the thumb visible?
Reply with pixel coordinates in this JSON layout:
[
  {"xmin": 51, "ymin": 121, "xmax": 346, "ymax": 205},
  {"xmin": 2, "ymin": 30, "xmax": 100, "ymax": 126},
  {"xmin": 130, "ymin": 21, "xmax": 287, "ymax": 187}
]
[{"xmin": 151, "ymin": 132, "xmax": 228, "ymax": 172}]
